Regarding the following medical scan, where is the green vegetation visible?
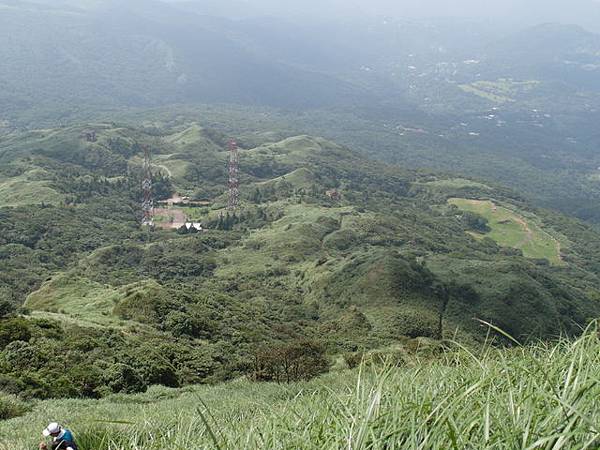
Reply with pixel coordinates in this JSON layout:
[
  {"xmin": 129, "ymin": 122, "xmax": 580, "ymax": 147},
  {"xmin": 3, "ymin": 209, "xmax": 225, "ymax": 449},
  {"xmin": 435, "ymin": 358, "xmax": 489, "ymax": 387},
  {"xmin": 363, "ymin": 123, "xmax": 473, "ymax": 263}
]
[
  {"xmin": 25, "ymin": 274, "xmax": 123, "ymax": 328},
  {"xmin": 449, "ymin": 198, "xmax": 563, "ymax": 265},
  {"xmin": 2, "ymin": 2, "xmax": 600, "ymax": 227},
  {"xmin": 459, "ymin": 79, "xmax": 541, "ymax": 103},
  {"xmin": 3, "ymin": 327, "xmax": 600, "ymax": 449},
  {"xmin": 81, "ymin": 102, "xmax": 600, "ymax": 226},
  {"xmin": 0, "ymin": 168, "xmax": 64, "ymax": 208},
  {"xmin": 422, "ymin": 178, "xmax": 492, "ymax": 191},
  {"xmin": 1, "ymin": 122, "xmax": 600, "ymax": 402},
  {"xmin": 2, "ymin": 7, "xmax": 600, "ymax": 445},
  {"xmin": 0, "ymin": 392, "xmax": 29, "ymax": 421}
]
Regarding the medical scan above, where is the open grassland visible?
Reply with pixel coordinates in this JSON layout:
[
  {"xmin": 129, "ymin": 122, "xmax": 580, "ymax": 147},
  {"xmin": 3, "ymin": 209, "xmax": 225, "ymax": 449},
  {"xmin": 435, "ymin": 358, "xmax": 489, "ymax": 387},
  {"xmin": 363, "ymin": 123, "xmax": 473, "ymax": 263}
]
[
  {"xmin": 24, "ymin": 275, "xmax": 162, "ymax": 329},
  {"xmin": 0, "ymin": 169, "xmax": 64, "ymax": 208},
  {"xmin": 449, "ymin": 198, "xmax": 563, "ymax": 265},
  {"xmin": 213, "ymin": 202, "xmax": 351, "ymax": 278},
  {"xmin": 25, "ymin": 275, "xmax": 121, "ymax": 327},
  {"xmin": 422, "ymin": 178, "xmax": 492, "ymax": 191},
  {"xmin": 3, "ymin": 328, "xmax": 600, "ymax": 450},
  {"xmin": 258, "ymin": 167, "xmax": 320, "ymax": 190},
  {"xmin": 459, "ymin": 79, "xmax": 540, "ymax": 104},
  {"xmin": 162, "ymin": 123, "xmax": 220, "ymax": 152},
  {"xmin": 151, "ymin": 156, "xmax": 190, "ymax": 180}
]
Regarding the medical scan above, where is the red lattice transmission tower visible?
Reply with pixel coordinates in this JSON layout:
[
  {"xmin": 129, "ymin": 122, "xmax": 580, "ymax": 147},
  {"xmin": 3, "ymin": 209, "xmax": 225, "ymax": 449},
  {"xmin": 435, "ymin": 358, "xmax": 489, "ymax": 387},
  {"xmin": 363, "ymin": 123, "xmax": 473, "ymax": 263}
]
[
  {"xmin": 228, "ymin": 139, "xmax": 240, "ymax": 211},
  {"xmin": 141, "ymin": 144, "xmax": 154, "ymax": 227}
]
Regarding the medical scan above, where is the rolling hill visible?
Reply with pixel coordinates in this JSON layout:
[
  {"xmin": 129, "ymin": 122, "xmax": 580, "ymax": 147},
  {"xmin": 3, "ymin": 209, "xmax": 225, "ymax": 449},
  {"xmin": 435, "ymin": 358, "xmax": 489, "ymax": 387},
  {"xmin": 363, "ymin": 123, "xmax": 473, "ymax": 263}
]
[
  {"xmin": 1, "ymin": 121, "xmax": 600, "ymax": 402},
  {"xmin": 4, "ymin": 3, "xmax": 600, "ymax": 446},
  {"xmin": 3, "ymin": 1, "xmax": 600, "ymax": 226}
]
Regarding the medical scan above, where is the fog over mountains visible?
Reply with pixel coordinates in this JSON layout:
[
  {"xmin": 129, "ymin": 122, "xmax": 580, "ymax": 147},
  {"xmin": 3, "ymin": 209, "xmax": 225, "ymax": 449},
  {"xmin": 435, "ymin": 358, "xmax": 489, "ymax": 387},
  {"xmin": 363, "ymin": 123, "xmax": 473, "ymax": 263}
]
[
  {"xmin": 2, "ymin": 0, "xmax": 600, "ymax": 116},
  {"xmin": 2, "ymin": 0, "xmax": 600, "ymax": 222},
  {"xmin": 162, "ymin": 0, "xmax": 600, "ymax": 32}
]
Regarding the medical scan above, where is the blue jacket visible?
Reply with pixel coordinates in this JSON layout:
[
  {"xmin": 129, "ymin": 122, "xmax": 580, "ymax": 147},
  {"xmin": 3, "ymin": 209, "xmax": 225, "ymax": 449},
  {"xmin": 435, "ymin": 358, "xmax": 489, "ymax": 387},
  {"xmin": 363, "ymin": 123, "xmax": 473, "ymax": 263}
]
[{"xmin": 51, "ymin": 429, "xmax": 77, "ymax": 450}]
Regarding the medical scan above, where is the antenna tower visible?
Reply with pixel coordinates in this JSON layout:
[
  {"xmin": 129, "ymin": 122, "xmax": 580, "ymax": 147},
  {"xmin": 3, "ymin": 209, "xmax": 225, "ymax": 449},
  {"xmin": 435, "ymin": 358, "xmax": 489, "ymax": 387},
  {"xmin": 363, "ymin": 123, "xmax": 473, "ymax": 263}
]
[
  {"xmin": 227, "ymin": 139, "xmax": 240, "ymax": 211},
  {"xmin": 141, "ymin": 144, "xmax": 154, "ymax": 227}
]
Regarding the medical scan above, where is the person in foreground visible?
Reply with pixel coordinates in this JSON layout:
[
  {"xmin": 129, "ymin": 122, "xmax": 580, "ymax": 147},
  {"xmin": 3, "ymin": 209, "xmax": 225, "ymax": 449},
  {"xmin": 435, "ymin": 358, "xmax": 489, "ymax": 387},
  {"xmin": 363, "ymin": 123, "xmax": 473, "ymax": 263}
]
[{"xmin": 39, "ymin": 422, "xmax": 78, "ymax": 450}]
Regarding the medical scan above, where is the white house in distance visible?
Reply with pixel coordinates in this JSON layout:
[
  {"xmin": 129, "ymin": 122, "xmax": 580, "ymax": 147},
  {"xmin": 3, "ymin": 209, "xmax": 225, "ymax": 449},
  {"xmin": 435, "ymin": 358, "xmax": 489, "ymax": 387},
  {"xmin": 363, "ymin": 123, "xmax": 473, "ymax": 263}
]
[{"xmin": 184, "ymin": 222, "xmax": 203, "ymax": 232}]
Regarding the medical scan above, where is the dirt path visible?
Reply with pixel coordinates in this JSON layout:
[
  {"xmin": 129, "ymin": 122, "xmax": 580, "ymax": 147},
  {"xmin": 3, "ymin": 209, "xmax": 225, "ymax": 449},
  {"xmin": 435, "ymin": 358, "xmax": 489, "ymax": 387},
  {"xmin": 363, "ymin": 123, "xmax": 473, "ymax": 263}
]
[
  {"xmin": 514, "ymin": 215, "xmax": 563, "ymax": 262},
  {"xmin": 514, "ymin": 216, "xmax": 534, "ymax": 248}
]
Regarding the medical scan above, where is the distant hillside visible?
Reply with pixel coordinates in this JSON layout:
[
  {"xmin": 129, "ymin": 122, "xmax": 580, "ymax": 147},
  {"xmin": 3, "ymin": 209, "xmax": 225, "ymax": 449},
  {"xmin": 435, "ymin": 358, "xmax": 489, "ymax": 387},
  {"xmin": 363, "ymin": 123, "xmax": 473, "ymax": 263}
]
[
  {"xmin": 3, "ymin": 2, "xmax": 600, "ymax": 122},
  {"xmin": 3, "ymin": 3, "xmax": 600, "ymax": 225},
  {"xmin": 4, "ymin": 329, "xmax": 600, "ymax": 449},
  {"xmin": 0, "ymin": 0, "xmax": 371, "ymax": 120},
  {"xmin": 1, "ymin": 121, "xmax": 600, "ymax": 399},
  {"xmin": 480, "ymin": 24, "xmax": 600, "ymax": 90}
]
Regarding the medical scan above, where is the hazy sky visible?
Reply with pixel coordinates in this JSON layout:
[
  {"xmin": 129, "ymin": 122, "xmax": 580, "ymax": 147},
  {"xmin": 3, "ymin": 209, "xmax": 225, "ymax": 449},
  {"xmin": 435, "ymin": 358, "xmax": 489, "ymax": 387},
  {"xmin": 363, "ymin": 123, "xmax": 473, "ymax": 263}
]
[{"xmin": 164, "ymin": 0, "xmax": 600, "ymax": 32}]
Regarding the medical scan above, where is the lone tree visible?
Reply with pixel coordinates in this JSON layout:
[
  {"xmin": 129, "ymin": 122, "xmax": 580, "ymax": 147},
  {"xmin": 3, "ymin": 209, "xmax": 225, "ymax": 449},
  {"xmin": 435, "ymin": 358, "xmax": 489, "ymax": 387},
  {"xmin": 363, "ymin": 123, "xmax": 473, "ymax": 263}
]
[{"xmin": 252, "ymin": 340, "xmax": 329, "ymax": 383}]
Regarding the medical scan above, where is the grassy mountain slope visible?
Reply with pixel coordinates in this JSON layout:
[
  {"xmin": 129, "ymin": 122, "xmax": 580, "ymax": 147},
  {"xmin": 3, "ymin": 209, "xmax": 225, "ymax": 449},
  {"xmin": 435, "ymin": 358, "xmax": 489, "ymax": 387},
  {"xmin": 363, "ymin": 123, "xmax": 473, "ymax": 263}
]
[
  {"xmin": 1, "ymin": 122, "xmax": 600, "ymax": 400},
  {"xmin": 2, "ymin": 328, "xmax": 600, "ymax": 449},
  {"xmin": 448, "ymin": 198, "xmax": 564, "ymax": 265},
  {"xmin": 59, "ymin": 102, "xmax": 600, "ymax": 227}
]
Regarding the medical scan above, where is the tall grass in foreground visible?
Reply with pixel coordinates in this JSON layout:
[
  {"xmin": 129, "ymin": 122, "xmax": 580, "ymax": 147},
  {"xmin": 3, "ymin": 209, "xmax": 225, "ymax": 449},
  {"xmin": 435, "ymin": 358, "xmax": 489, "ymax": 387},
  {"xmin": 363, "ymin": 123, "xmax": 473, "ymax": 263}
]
[{"xmin": 2, "ymin": 327, "xmax": 600, "ymax": 449}]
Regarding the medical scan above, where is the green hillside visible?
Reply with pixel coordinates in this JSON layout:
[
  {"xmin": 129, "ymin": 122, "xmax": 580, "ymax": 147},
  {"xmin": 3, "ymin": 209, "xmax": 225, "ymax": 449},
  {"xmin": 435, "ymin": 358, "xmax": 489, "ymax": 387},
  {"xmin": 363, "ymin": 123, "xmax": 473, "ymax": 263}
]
[
  {"xmin": 1, "ymin": 122, "xmax": 600, "ymax": 402},
  {"xmin": 2, "ymin": 327, "xmax": 600, "ymax": 449},
  {"xmin": 3, "ymin": 1, "xmax": 600, "ymax": 227},
  {"xmin": 448, "ymin": 198, "xmax": 564, "ymax": 265},
  {"xmin": 5, "ymin": 6, "xmax": 600, "ymax": 447}
]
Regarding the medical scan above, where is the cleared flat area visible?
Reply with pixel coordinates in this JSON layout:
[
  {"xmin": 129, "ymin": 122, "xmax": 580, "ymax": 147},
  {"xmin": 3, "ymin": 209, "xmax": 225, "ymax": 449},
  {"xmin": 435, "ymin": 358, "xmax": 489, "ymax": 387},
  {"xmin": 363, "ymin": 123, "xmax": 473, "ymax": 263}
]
[
  {"xmin": 153, "ymin": 207, "xmax": 187, "ymax": 229},
  {"xmin": 459, "ymin": 79, "xmax": 540, "ymax": 103},
  {"xmin": 423, "ymin": 177, "xmax": 492, "ymax": 190},
  {"xmin": 449, "ymin": 198, "xmax": 563, "ymax": 265}
]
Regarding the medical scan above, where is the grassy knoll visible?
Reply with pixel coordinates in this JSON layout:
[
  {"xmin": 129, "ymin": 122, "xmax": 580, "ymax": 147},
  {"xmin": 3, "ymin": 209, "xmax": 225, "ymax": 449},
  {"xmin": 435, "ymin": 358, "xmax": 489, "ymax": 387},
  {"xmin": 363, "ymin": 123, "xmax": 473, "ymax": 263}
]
[
  {"xmin": 24, "ymin": 274, "xmax": 163, "ymax": 329},
  {"xmin": 449, "ymin": 198, "xmax": 563, "ymax": 265},
  {"xmin": 213, "ymin": 202, "xmax": 348, "ymax": 277},
  {"xmin": 25, "ymin": 275, "xmax": 121, "ymax": 326},
  {"xmin": 0, "ymin": 168, "xmax": 64, "ymax": 208},
  {"xmin": 258, "ymin": 167, "xmax": 320, "ymax": 190},
  {"xmin": 3, "ymin": 122, "xmax": 600, "ymax": 406},
  {"xmin": 422, "ymin": 178, "xmax": 492, "ymax": 191},
  {"xmin": 459, "ymin": 79, "xmax": 540, "ymax": 104},
  {"xmin": 162, "ymin": 123, "xmax": 222, "ymax": 154},
  {"xmin": 151, "ymin": 155, "xmax": 191, "ymax": 180},
  {"xmin": 3, "ymin": 328, "xmax": 600, "ymax": 449}
]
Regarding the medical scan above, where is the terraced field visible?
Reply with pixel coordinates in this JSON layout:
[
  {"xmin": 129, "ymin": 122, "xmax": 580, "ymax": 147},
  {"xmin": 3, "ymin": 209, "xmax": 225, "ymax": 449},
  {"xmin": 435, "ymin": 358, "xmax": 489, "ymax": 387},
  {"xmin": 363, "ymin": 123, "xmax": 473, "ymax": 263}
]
[{"xmin": 449, "ymin": 198, "xmax": 563, "ymax": 265}]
